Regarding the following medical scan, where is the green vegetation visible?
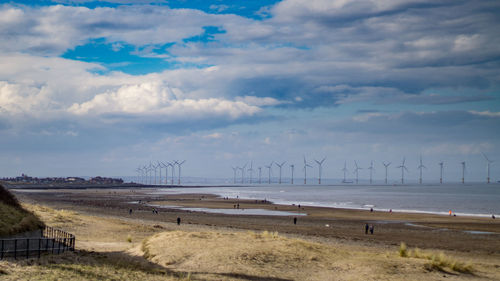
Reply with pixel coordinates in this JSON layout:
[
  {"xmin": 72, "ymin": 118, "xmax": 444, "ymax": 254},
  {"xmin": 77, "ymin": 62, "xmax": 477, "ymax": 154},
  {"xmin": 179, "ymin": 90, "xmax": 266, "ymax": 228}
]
[{"xmin": 0, "ymin": 184, "xmax": 44, "ymax": 237}]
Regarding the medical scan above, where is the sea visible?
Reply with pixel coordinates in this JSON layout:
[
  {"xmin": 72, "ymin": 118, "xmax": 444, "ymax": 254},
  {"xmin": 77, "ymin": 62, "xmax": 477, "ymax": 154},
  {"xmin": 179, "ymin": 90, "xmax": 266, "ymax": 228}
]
[{"xmin": 150, "ymin": 182, "xmax": 500, "ymax": 217}]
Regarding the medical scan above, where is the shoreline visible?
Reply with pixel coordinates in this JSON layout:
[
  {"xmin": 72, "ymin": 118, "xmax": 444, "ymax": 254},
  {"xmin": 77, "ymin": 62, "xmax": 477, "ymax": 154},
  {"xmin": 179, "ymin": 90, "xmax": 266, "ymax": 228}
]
[
  {"xmin": 11, "ymin": 184, "xmax": 500, "ymax": 218},
  {"xmin": 12, "ymin": 187, "xmax": 500, "ymax": 255}
]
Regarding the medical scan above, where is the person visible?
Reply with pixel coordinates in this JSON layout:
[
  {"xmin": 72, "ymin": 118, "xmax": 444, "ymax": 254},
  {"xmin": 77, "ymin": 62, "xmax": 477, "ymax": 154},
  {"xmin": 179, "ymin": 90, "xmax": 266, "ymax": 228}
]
[
  {"xmin": 369, "ymin": 225, "xmax": 374, "ymax": 235},
  {"xmin": 365, "ymin": 223, "xmax": 369, "ymax": 234},
  {"xmin": 129, "ymin": 209, "xmax": 132, "ymax": 215},
  {"xmin": 389, "ymin": 209, "xmax": 392, "ymax": 213},
  {"xmin": 449, "ymin": 210, "xmax": 452, "ymax": 216},
  {"xmin": 293, "ymin": 217, "xmax": 297, "ymax": 225},
  {"xmin": 370, "ymin": 208, "xmax": 373, "ymax": 212},
  {"xmin": 177, "ymin": 217, "xmax": 181, "ymax": 225},
  {"xmin": 492, "ymin": 215, "xmax": 496, "ymax": 219}
]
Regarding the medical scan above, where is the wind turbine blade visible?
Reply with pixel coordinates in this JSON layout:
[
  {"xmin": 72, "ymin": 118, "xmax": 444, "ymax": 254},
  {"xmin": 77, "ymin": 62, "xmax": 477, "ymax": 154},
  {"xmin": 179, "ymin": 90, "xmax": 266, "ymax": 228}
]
[{"xmin": 481, "ymin": 152, "xmax": 490, "ymax": 162}]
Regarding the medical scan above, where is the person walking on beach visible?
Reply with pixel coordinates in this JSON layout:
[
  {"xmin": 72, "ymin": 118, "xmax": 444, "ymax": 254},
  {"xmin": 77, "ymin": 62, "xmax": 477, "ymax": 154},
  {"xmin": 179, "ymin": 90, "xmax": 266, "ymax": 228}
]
[
  {"xmin": 129, "ymin": 209, "xmax": 132, "ymax": 215},
  {"xmin": 177, "ymin": 217, "xmax": 181, "ymax": 225},
  {"xmin": 365, "ymin": 223, "xmax": 369, "ymax": 234},
  {"xmin": 293, "ymin": 217, "xmax": 297, "ymax": 225},
  {"xmin": 369, "ymin": 225, "xmax": 374, "ymax": 235}
]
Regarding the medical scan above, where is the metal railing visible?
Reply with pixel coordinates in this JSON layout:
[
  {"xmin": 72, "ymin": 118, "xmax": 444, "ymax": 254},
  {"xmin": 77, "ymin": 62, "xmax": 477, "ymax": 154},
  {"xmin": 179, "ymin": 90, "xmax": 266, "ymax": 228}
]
[{"xmin": 0, "ymin": 226, "xmax": 75, "ymax": 260}]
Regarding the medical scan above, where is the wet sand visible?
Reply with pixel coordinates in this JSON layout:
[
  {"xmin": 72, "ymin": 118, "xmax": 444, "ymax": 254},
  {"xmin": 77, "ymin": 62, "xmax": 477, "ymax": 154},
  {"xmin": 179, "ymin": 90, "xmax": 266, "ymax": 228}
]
[{"xmin": 12, "ymin": 187, "xmax": 500, "ymax": 254}]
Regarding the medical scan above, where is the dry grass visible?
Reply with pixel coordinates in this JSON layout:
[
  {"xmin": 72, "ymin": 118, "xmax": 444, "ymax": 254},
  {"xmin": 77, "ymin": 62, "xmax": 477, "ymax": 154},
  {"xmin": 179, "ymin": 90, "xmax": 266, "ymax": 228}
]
[
  {"xmin": 399, "ymin": 242, "xmax": 474, "ymax": 274},
  {"xmin": 140, "ymin": 230, "xmax": 492, "ymax": 281}
]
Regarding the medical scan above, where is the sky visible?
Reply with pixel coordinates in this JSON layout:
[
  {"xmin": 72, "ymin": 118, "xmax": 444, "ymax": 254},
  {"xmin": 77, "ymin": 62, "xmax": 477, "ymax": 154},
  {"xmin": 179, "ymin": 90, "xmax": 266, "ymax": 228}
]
[{"xmin": 1, "ymin": 0, "xmax": 500, "ymax": 183}]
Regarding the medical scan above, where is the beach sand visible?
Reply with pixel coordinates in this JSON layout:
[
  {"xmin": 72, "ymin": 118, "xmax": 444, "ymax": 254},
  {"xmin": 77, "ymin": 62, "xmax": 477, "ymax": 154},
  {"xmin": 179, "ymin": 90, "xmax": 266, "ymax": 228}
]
[
  {"xmin": 4, "ymin": 187, "xmax": 500, "ymax": 280},
  {"xmin": 12, "ymin": 187, "xmax": 500, "ymax": 253}
]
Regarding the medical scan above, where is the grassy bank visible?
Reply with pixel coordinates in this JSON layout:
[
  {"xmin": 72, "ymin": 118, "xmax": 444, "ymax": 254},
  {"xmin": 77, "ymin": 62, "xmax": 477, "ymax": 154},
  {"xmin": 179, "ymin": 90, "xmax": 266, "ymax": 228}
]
[{"xmin": 0, "ymin": 185, "xmax": 44, "ymax": 237}]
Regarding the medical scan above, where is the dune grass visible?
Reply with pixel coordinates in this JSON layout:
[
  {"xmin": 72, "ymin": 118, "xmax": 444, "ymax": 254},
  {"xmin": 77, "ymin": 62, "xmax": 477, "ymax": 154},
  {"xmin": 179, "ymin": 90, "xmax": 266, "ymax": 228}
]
[
  {"xmin": 0, "ymin": 185, "xmax": 44, "ymax": 237},
  {"xmin": 399, "ymin": 242, "xmax": 474, "ymax": 274}
]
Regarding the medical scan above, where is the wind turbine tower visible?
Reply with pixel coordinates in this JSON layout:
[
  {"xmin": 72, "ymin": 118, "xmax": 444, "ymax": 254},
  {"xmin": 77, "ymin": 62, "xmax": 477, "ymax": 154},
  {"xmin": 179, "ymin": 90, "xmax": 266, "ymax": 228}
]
[
  {"xmin": 240, "ymin": 163, "xmax": 247, "ymax": 184},
  {"xmin": 354, "ymin": 161, "xmax": 362, "ymax": 184},
  {"xmin": 396, "ymin": 158, "xmax": 408, "ymax": 184},
  {"xmin": 177, "ymin": 160, "xmax": 186, "ymax": 185},
  {"xmin": 439, "ymin": 162, "xmax": 444, "ymax": 184},
  {"xmin": 265, "ymin": 162, "xmax": 273, "ymax": 184},
  {"xmin": 417, "ymin": 156, "xmax": 426, "ymax": 184},
  {"xmin": 461, "ymin": 161, "xmax": 466, "ymax": 184},
  {"xmin": 368, "ymin": 161, "xmax": 374, "ymax": 184},
  {"xmin": 258, "ymin": 167, "xmax": 262, "ymax": 184},
  {"xmin": 382, "ymin": 162, "xmax": 391, "ymax": 184},
  {"xmin": 232, "ymin": 167, "xmax": 238, "ymax": 184},
  {"xmin": 290, "ymin": 164, "xmax": 295, "ymax": 184},
  {"xmin": 163, "ymin": 162, "xmax": 168, "ymax": 185},
  {"xmin": 148, "ymin": 162, "xmax": 153, "ymax": 185},
  {"xmin": 248, "ymin": 161, "xmax": 254, "ymax": 184},
  {"xmin": 482, "ymin": 153, "xmax": 494, "ymax": 184},
  {"xmin": 157, "ymin": 162, "xmax": 163, "ymax": 185},
  {"xmin": 303, "ymin": 157, "xmax": 312, "ymax": 184},
  {"xmin": 168, "ymin": 162, "xmax": 175, "ymax": 185},
  {"xmin": 314, "ymin": 157, "xmax": 326, "ymax": 184},
  {"xmin": 342, "ymin": 161, "xmax": 348, "ymax": 183},
  {"xmin": 275, "ymin": 161, "xmax": 286, "ymax": 184}
]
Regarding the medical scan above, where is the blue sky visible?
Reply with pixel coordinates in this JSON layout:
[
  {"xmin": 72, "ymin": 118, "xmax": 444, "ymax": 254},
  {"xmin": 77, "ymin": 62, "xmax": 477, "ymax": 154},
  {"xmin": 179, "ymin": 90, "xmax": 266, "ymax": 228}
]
[{"xmin": 1, "ymin": 0, "xmax": 500, "ymax": 182}]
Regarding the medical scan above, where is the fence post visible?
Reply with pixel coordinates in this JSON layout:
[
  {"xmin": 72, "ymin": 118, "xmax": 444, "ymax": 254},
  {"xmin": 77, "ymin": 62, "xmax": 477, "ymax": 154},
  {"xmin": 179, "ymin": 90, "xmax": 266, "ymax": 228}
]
[
  {"xmin": 1, "ymin": 239, "xmax": 3, "ymax": 260},
  {"xmin": 26, "ymin": 238, "xmax": 30, "ymax": 259},
  {"xmin": 14, "ymin": 239, "xmax": 17, "ymax": 260},
  {"xmin": 38, "ymin": 238, "xmax": 41, "ymax": 259}
]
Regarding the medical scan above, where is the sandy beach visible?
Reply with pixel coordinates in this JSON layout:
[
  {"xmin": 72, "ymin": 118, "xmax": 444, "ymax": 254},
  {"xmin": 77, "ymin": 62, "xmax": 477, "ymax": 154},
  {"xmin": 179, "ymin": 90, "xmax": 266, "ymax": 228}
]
[
  {"xmin": 12, "ymin": 187, "xmax": 500, "ymax": 253},
  {"xmin": 1, "ymin": 186, "xmax": 498, "ymax": 280}
]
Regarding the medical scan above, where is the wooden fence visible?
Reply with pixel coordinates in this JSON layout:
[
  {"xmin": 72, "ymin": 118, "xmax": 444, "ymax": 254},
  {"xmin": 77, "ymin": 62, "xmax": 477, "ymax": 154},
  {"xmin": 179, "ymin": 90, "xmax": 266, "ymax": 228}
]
[{"xmin": 0, "ymin": 226, "xmax": 75, "ymax": 260}]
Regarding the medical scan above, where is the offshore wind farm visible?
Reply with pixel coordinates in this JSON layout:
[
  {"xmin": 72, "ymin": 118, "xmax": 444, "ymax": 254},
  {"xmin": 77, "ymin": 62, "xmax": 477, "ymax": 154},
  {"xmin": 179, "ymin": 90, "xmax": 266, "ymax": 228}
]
[{"xmin": 2, "ymin": 1, "xmax": 500, "ymax": 280}]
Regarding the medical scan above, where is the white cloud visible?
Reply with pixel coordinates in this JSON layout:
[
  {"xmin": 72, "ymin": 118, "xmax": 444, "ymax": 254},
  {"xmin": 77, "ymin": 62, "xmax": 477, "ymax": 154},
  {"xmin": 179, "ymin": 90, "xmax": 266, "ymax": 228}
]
[
  {"xmin": 68, "ymin": 81, "xmax": 262, "ymax": 120},
  {"xmin": 235, "ymin": 95, "xmax": 283, "ymax": 106},
  {"xmin": 469, "ymin": 110, "xmax": 500, "ymax": 117}
]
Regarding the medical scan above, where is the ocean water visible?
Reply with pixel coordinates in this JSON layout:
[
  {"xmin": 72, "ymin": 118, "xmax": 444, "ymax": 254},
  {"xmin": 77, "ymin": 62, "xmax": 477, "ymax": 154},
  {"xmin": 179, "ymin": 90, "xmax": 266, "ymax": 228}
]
[{"xmin": 151, "ymin": 183, "xmax": 500, "ymax": 217}]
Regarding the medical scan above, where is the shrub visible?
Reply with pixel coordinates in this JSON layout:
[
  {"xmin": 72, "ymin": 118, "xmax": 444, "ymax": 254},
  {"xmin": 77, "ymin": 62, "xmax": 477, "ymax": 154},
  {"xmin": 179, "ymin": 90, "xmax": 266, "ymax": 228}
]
[{"xmin": 399, "ymin": 242, "xmax": 408, "ymax": 257}]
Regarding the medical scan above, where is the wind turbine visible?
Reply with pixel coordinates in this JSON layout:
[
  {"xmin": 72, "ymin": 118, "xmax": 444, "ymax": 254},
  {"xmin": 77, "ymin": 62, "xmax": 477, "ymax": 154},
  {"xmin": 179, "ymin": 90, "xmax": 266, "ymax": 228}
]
[
  {"xmin": 482, "ymin": 152, "xmax": 494, "ymax": 184},
  {"xmin": 290, "ymin": 164, "xmax": 295, "ymax": 184},
  {"xmin": 396, "ymin": 158, "xmax": 408, "ymax": 184},
  {"xmin": 258, "ymin": 167, "xmax": 262, "ymax": 184},
  {"xmin": 382, "ymin": 162, "xmax": 391, "ymax": 184},
  {"xmin": 275, "ymin": 161, "xmax": 286, "ymax": 184},
  {"xmin": 461, "ymin": 161, "xmax": 466, "ymax": 184},
  {"xmin": 240, "ymin": 163, "xmax": 247, "ymax": 184},
  {"xmin": 439, "ymin": 162, "xmax": 444, "ymax": 184},
  {"xmin": 417, "ymin": 156, "xmax": 426, "ymax": 184},
  {"xmin": 368, "ymin": 161, "xmax": 374, "ymax": 184},
  {"xmin": 265, "ymin": 162, "xmax": 273, "ymax": 184},
  {"xmin": 303, "ymin": 156, "xmax": 312, "ymax": 184},
  {"xmin": 232, "ymin": 167, "xmax": 238, "ymax": 184},
  {"xmin": 176, "ymin": 160, "xmax": 186, "ymax": 185},
  {"xmin": 314, "ymin": 157, "xmax": 326, "ymax": 184},
  {"xmin": 153, "ymin": 162, "xmax": 159, "ymax": 185},
  {"xmin": 354, "ymin": 161, "xmax": 362, "ymax": 184},
  {"xmin": 157, "ymin": 161, "xmax": 163, "ymax": 185},
  {"xmin": 160, "ymin": 161, "xmax": 169, "ymax": 185},
  {"xmin": 148, "ymin": 162, "xmax": 154, "ymax": 185},
  {"xmin": 136, "ymin": 167, "xmax": 142, "ymax": 184},
  {"xmin": 342, "ymin": 161, "xmax": 348, "ymax": 183},
  {"xmin": 168, "ymin": 162, "xmax": 175, "ymax": 185},
  {"xmin": 248, "ymin": 161, "xmax": 254, "ymax": 184},
  {"xmin": 143, "ymin": 165, "xmax": 149, "ymax": 184}
]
